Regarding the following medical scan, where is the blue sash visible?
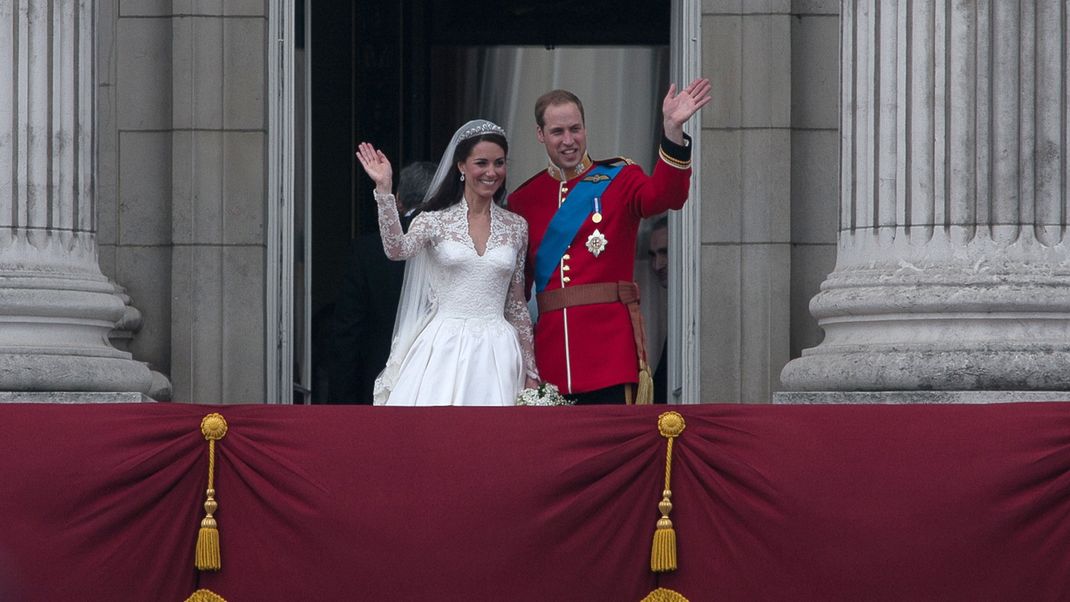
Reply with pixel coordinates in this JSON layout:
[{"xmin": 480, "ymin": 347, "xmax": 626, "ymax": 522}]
[{"xmin": 534, "ymin": 164, "xmax": 623, "ymax": 293}]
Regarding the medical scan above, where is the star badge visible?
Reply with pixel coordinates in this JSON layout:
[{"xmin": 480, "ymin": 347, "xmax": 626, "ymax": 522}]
[{"xmin": 586, "ymin": 229, "xmax": 607, "ymax": 257}]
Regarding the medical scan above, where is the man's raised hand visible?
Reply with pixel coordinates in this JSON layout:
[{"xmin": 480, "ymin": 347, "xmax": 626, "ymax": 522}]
[{"xmin": 662, "ymin": 77, "xmax": 712, "ymax": 144}]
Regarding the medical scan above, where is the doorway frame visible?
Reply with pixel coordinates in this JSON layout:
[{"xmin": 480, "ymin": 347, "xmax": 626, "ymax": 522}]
[
  {"xmin": 668, "ymin": 0, "xmax": 702, "ymax": 404},
  {"xmin": 267, "ymin": 0, "xmax": 702, "ymax": 404},
  {"xmin": 266, "ymin": 0, "xmax": 296, "ymax": 404}
]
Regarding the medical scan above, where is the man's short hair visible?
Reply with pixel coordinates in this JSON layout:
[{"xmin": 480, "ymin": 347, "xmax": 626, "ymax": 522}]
[
  {"xmin": 397, "ymin": 161, "xmax": 437, "ymax": 211},
  {"xmin": 651, "ymin": 215, "xmax": 669, "ymax": 233},
  {"xmin": 535, "ymin": 89, "xmax": 585, "ymax": 128}
]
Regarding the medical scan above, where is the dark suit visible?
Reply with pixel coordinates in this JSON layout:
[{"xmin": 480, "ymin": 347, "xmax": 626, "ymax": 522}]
[
  {"xmin": 653, "ymin": 340, "xmax": 668, "ymax": 404},
  {"xmin": 328, "ymin": 215, "xmax": 411, "ymax": 404}
]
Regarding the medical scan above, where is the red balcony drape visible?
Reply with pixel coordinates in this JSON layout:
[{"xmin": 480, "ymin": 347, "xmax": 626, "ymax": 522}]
[{"xmin": 2, "ymin": 402, "xmax": 1069, "ymax": 601}]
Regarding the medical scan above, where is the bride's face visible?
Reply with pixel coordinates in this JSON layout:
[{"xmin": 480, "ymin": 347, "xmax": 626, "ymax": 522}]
[{"xmin": 458, "ymin": 141, "xmax": 507, "ymax": 201}]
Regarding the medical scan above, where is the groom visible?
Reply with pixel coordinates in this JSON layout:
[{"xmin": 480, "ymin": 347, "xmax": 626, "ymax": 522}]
[{"xmin": 508, "ymin": 80, "xmax": 711, "ymax": 405}]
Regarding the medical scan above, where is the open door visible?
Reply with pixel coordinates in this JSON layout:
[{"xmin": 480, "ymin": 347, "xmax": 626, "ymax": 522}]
[{"xmin": 284, "ymin": 0, "xmax": 702, "ymax": 404}]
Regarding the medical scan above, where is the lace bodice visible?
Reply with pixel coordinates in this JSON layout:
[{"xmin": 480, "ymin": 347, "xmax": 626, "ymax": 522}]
[{"xmin": 376, "ymin": 192, "xmax": 538, "ymax": 380}]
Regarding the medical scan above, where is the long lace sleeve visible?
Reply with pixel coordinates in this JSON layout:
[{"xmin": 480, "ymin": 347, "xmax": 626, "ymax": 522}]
[
  {"xmin": 375, "ymin": 190, "xmax": 435, "ymax": 259},
  {"xmin": 504, "ymin": 218, "xmax": 539, "ymax": 381}
]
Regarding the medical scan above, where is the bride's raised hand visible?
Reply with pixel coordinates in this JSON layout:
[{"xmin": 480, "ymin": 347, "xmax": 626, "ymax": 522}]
[{"xmin": 356, "ymin": 142, "xmax": 393, "ymax": 192}]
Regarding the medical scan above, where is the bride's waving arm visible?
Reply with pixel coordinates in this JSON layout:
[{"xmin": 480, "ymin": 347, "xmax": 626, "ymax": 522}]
[
  {"xmin": 374, "ymin": 193, "xmax": 434, "ymax": 260},
  {"xmin": 357, "ymin": 142, "xmax": 435, "ymax": 259},
  {"xmin": 505, "ymin": 218, "xmax": 540, "ymax": 388}
]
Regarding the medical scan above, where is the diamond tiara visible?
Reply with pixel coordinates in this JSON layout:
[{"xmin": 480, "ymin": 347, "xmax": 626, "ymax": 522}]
[{"xmin": 458, "ymin": 121, "xmax": 506, "ymax": 141}]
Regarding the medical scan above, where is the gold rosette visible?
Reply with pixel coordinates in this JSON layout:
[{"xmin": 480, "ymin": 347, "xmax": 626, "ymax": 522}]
[
  {"xmin": 640, "ymin": 587, "xmax": 690, "ymax": 602},
  {"xmin": 185, "ymin": 589, "xmax": 228, "ymax": 602}
]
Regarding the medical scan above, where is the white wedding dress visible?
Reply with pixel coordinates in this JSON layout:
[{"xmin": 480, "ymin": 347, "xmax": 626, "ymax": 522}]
[{"xmin": 372, "ymin": 194, "xmax": 538, "ymax": 406}]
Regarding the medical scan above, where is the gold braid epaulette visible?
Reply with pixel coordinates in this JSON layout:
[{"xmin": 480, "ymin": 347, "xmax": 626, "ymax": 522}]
[{"xmin": 595, "ymin": 156, "xmax": 635, "ymax": 168}]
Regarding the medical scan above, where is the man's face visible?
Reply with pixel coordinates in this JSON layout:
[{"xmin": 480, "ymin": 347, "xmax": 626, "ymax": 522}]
[
  {"xmin": 536, "ymin": 102, "xmax": 588, "ymax": 171},
  {"xmin": 649, "ymin": 226, "xmax": 669, "ymax": 288}
]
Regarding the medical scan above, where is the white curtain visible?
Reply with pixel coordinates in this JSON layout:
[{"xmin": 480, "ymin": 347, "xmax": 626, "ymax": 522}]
[{"xmin": 466, "ymin": 45, "xmax": 670, "ymax": 371}]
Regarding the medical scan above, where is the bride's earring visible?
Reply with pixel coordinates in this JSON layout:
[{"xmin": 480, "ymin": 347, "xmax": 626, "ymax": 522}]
[{"xmin": 460, "ymin": 172, "xmax": 465, "ymax": 182}]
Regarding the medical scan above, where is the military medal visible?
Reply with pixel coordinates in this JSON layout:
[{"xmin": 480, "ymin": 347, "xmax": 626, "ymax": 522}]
[
  {"xmin": 592, "ymin": 196, "xmax": 603, "ymax": 224},
  {"xmin": 586, "ymin": 229, "xmax": 607, "ymax": 257}
]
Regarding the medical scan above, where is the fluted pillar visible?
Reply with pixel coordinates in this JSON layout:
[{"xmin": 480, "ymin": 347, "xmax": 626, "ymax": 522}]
[
  {"xmin": 781, "ymin": 0, "xmax": 1070, "ymax": 394},
  {"xmin": 0, "ymin": 0, "xmax": 151, "ymax": 394}
]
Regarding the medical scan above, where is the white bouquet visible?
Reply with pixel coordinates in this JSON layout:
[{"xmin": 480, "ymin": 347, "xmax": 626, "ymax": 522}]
[{"xmin": 515, "ymin": 383, "xmax": 574, "ymax": 406}]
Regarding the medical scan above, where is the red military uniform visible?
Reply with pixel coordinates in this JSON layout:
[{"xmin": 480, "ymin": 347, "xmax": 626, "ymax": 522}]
[{"xmin": 508, "ymin": 136, "xmax": 692, "ymax": 395}]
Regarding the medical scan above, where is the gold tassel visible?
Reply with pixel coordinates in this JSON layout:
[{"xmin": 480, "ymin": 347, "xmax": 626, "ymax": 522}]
[
  {"xmin": 184, "ymin": 588, "xmax": 228, "ymax": 602},
  {"xmin": 636, "ymin": 365, "xmax": 654, "ymax": 405},
  {"xmin": 196, "ymin": 413, "xmax": 228, "ymax": 572},
  {"xmin": 196, "ymin": 505, "xmax": 220, "ymax": 570},
  {"xmin": 651, "ymin": 502, "xmax": 676, "ymax": 572},
  {"xmin": 651, "ymin": 411, "xmax": 685, "ymax": 573}
]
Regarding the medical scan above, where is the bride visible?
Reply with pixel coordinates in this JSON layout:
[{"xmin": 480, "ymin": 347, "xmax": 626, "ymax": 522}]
[{"xmin": 356, "ymin": 119, "xmax": 539, "ymax": 406}]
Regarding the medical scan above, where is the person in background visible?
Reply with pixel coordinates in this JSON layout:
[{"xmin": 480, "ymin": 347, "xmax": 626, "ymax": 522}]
[
  {"xmin": 647, "ymin": 216, "xmax": 669, "ymax": 404},
  {"xmin": 508, "ymin": 80, "xmax": 710, "ymax": 404},
  {"xmin": 328, "ymin": 161, "xmax": 436, "ymax": 403}
]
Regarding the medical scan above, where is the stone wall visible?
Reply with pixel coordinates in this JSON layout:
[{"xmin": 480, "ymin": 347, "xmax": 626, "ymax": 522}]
[
  {"xmin": 698, "ymin": 1, "xmax": 839, "ymax": 402},
  {"xmin": 96, "ymin": 0, "xmax": 267, "ymax": 403}
]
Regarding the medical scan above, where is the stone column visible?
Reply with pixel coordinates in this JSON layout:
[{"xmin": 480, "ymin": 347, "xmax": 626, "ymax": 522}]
[
  {"xmin": 0, "ymin": 0, "xmax": 150, "ymax": 396},
  {"xmin": 780, "ymin": 0, "xmax": 1070, "ymax": 401}
]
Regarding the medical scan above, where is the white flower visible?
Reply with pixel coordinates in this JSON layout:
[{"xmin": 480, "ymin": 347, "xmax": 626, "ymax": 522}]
[{"xmin": 515, "ymin": 383, "xmax": 574, "ymax": 406}]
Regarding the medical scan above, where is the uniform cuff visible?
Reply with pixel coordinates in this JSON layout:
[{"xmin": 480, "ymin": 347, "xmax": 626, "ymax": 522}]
[{"xmin": 658, "ymin": 133, "xmax": 692, "ymax": 169}]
